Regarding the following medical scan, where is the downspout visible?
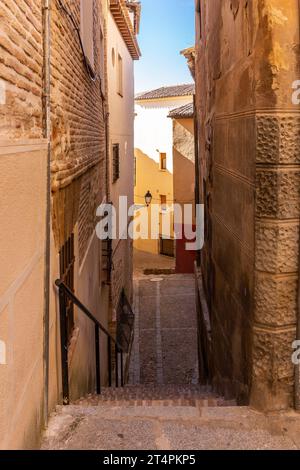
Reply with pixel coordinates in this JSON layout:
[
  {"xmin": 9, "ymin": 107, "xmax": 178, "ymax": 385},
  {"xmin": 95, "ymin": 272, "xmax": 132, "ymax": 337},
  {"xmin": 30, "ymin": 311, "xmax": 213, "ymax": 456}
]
[
  {"xmin": 295, "ymin": 0, "xmax": 300, "ymax": 411},
  {"xmin": 42, "ymin": 0, "xmax": 51, "ymax": 427}
]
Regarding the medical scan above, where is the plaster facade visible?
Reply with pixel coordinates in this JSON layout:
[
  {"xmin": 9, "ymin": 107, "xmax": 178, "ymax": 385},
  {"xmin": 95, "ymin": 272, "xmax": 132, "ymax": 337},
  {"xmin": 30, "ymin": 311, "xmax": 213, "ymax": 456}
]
[
  {"xmin": 171, "ymin": 117, "xmax": 196, "ymax": 273},
  {"xmin": 107, "ymin": 4, "xmax": 137, "ymax": 316},
  {"xmin": 135, "ymin": 95, "xmax": 193, "ymax": 172},
  {"xmin": 134, "ymin": 149, "xmax": 174, "ymax": 255}
]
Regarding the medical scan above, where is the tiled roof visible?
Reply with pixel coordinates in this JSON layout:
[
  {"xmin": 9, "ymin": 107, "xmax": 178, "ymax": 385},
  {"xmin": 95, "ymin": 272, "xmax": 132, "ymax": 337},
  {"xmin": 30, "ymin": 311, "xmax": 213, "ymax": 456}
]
[
  {"xmin": 135, "ymin": 84, "xmax": 195, "ymax": 101},
  {"xmin": 168, "ymin": 102, "xmax": 194, "ymax": 119}
]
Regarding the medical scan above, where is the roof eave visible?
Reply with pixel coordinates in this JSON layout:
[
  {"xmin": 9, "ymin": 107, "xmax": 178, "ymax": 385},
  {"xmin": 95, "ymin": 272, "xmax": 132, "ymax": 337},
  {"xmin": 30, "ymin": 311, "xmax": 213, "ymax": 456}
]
[
  {"xmin": 110, "ymin": 0, "xmax": 141, "ymax": 60},
  {"xmin": 135, "ymin": 94, "xmax": 194, "ymax": 103}
]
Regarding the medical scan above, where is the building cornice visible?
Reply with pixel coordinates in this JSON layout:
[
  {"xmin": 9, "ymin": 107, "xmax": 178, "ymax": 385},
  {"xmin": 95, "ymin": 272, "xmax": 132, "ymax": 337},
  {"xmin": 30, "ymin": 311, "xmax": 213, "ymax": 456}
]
[{"xmin": 110, "ymin": 0, "xmax": 141, "ymax": 60}]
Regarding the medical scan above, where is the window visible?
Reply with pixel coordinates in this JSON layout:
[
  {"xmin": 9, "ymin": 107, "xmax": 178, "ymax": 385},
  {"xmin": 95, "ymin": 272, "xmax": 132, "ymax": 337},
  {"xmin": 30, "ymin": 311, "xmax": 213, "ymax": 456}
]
[
  {"xmin": 160, "ymin": 153, "xmax": 167, "ymax": 170},
  {"xmin": 112, "ymin": 143, "xmax": 120, "ymax": 183},
  {"xmin": 160, "ymin": 195, "xmax": 167, "ymax": 211},
  {"xmin": 80, "ymin": 0, "xmax": 94, "ymax": 70},
  {"xmin": 59, "ymin": 234, "xmax": 75, "ymax": 342},
  {"xmin": 117, "ymin": 54, "xmax": 123, "ymax": 96}
]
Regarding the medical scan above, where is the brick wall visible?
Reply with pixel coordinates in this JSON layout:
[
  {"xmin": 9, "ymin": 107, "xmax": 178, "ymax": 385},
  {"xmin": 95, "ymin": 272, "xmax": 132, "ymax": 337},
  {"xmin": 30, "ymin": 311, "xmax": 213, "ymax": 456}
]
[
  {"xmin": 0, "ymin": 0, "xmax": 44, "ymax": 139},
  {"xmin": 0, "ymin": 0, "xmax": 110, "ymax": 448},
  {"xmin": 50, "ymin": 0, "xmax": 107, "ymax": 252}
]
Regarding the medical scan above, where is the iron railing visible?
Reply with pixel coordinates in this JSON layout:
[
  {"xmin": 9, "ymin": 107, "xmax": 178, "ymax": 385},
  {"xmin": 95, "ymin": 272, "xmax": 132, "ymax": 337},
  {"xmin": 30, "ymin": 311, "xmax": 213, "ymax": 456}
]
[{"xmin": 55, "ymin": 279, "xmax": 125, "ymax": 405}]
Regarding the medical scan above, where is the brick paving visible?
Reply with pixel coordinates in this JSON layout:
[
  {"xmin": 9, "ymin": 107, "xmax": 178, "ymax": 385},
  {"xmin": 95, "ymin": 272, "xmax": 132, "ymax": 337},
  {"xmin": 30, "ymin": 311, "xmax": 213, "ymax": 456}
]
[{"xmin": 129, "ymin": 274, "xmax": 198, "ymax": 386}]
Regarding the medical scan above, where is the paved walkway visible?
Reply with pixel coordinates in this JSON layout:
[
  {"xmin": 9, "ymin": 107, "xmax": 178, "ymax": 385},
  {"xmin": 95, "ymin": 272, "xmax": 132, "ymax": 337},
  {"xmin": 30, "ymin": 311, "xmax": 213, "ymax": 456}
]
[
  {"xmin": 133, "ymin": 249, "xmax": 175, "ymax": 277},
  {"xmin": 129, "ymin": 274, "xmax": 198, "ymax": 386}
]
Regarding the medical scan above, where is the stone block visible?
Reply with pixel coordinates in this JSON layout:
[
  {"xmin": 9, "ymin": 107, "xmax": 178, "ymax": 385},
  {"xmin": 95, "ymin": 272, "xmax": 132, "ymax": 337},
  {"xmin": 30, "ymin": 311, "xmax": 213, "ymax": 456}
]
[
  {"xmin": 254, "ymin": 272, "xmax": 297, "ymax": 327},
  {"xmin": 256, "ymin": 169, "xmax": 300, "ymax": 219},
  {"xmin": 255, "ymin": 222, "xmax": 299, "ymax": 274},
  {"xmin": 251, "ymin": 327, "xmax": 296, "ymax": 410},
  {"xmin": 256, "ymin": 116, "xmax": 300, "ymax": 165}
]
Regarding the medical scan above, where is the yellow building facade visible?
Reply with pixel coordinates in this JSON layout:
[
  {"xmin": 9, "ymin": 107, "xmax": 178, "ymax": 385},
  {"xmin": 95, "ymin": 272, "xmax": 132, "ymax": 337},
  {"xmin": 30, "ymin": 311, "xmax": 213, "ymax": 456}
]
[
  {"xmin": 134, "ymin": 149, "xmax": 174, "ymax": 255},
  {"xmin": 134, "ymin": 84, "xmax": 194, "ymax": 256}
]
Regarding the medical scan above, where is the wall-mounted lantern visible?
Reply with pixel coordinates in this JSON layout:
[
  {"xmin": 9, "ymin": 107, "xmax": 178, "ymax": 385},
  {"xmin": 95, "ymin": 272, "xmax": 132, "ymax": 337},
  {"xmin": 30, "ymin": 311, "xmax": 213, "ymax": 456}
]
[{"xmin": 145, "ymin": 190, "xmax": 152, "ymax": 207}]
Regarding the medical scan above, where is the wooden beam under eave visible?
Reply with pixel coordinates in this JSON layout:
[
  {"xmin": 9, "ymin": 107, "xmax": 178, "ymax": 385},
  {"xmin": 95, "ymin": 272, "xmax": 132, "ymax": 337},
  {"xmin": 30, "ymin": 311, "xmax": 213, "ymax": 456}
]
[{"xmin": 110, "ymin": 0, "xmax": 141, "ymax": 60}]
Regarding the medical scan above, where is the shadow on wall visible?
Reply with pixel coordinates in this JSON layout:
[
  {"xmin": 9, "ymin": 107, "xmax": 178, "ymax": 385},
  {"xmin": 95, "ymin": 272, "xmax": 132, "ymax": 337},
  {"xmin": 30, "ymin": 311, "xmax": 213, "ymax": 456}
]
[{"xmin": 134, "ymin": 149, "xmax": 174, "ymax": 255}]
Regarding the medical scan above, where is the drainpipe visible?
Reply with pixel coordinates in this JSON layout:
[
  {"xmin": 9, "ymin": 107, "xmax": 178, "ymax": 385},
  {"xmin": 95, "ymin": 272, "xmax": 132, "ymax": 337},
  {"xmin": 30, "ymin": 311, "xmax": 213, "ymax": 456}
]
[
  {"xmin": 295, "ymin": 0, "xmax": 300, "ymax": 411},
  {"xmin": 42, "ymin": 0, "xmax": 51, "ymax": 428}
]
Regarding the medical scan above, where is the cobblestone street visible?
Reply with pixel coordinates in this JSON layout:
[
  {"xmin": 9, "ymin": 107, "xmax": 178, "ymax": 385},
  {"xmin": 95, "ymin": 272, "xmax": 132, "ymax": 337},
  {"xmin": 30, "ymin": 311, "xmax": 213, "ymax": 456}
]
[{"xmin": 129, "ymin": 273, "xmax": 198, "ymax": 386}]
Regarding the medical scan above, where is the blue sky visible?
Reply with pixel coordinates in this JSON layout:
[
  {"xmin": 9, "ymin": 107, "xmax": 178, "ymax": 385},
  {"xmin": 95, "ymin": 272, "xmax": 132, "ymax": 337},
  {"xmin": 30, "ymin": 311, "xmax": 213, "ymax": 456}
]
[{"xmin": 135, "ymin": 0, "xmax": 195, "ymax": 93}]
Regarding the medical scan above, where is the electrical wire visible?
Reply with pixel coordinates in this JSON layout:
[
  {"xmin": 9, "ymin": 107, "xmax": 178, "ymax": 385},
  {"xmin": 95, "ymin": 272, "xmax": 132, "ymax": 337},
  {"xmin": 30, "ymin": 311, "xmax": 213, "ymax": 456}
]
[{"xmin": 57, "ymin": 0, "xmax": 98, "ymax": 82}]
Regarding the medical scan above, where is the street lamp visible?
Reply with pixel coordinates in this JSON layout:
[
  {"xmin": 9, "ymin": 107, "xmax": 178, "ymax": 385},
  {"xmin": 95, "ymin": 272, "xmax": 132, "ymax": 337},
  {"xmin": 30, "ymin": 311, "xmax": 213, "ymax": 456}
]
[{"xmin": 145, "ymin": 190, "xmax": 152, "ymax": 207}]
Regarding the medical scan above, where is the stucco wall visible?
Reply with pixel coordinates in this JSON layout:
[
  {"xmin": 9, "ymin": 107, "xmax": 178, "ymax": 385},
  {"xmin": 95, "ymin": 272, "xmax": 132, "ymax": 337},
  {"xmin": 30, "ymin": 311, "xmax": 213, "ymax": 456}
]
[
  {"xmin": 107, "ymin": 9, "xmax": 134, "ymax": 311},
  {"xmin": 195, "ymin": 0, "xmax": 300, "ymax": 410},
  {"xmin": 134, "ymin": 149, "xmax": 174, "ymax": 255},
  {"xmin": 135, "ymin": 96, "xmax": 193, "ymax": 172},
  {"xmin": 0, "ymin": 141, "xmax": 47, "ymax": 449}
]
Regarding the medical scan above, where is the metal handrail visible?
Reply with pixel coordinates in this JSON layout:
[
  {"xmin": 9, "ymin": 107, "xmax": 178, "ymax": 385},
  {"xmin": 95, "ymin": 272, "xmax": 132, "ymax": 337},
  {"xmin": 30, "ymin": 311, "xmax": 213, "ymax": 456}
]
[{"xmin": 55, "ymin": 279, "xmax": 125, "ymax": 405}]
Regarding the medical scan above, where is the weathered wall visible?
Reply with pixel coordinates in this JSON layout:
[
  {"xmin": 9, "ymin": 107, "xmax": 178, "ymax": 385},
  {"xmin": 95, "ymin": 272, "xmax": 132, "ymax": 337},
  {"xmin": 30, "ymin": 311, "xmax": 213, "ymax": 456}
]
[
  {"xmin": 0, "ymin": 0, "xmax": 110, "ymax": 448},
  {"xmin": 0, "ymin": 141, "xmax": 47, "ymax": 450},
  {"xmin": 172, "ymin": 117, "xmax": 196, "ymax": 273},
  {"xmin": 0, "ymin": 0, "xmax": 46, "ymax": 450},
  {"xmin": 195, "ymin": 0, "xmax": 300, "ymax": 409}
]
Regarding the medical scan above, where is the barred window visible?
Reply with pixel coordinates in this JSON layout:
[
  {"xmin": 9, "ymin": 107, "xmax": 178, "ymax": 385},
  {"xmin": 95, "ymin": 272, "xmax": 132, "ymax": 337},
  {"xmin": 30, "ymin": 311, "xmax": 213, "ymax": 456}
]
[{"xmin": 112, "ymin": 143, "xmax": 120, "ymax": 183}]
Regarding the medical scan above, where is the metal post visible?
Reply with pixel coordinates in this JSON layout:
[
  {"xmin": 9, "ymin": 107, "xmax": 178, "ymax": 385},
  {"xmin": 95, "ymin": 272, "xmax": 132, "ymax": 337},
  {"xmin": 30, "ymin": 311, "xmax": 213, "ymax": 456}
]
[
  {"xmin": 95, "ymin": 325, "xmax": 101, "ymax": 395},
  {"xmin": 108, "ymin": 337, "xmax": 112, "ymax": 387},
  {"xmin": 58, "ymin": 287, "xmax": 69, "ymax": 405},
  {"xmin": 115, "ymin": 345, "xmax": 119, "ymax": 388}
]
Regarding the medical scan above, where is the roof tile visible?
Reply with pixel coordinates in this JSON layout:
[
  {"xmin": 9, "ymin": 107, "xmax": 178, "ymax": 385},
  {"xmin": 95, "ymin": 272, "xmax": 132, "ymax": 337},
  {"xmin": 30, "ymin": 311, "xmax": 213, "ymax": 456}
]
[{"xmin": 136, "ymin": 84, "xmax": 195, "ymax": 101}]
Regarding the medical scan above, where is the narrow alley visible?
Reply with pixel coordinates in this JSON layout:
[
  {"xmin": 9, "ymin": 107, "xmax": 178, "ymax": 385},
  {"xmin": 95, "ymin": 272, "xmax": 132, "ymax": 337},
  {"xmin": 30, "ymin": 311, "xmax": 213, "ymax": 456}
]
[
  {"xmin": 41, "ymin": 259, "xmax": 300, "ymax": 451},
  {"xmin": 1, "ymin": 0, "xmax": 300, "ymax": 457}
]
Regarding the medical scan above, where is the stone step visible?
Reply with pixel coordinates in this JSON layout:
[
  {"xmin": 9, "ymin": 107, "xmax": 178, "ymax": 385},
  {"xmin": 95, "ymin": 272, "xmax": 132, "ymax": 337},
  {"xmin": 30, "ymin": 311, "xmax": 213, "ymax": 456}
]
[
  {"xmin": 72, "ymin": 385, "xmax": 236, "ymax": 407},
  {"xmin": 42, "ymin": 405, "xmax": 299, "ymax": 450}
]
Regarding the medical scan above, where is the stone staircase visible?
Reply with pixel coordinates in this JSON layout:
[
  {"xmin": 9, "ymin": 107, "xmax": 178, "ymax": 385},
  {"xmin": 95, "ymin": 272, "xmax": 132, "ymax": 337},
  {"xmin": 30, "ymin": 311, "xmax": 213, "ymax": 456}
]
[
  {"xmin": 41, "ymin": 384, "xmax": 241, "ymax": 450},
  {"xmin": 73, "ymin": 384, "xmax": 235, "ymax": 408},
  {"xmin": 41, "ymin": 384, "xmax": 299, "ymax": 450}
]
